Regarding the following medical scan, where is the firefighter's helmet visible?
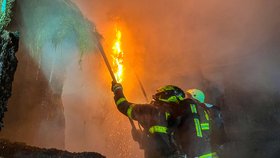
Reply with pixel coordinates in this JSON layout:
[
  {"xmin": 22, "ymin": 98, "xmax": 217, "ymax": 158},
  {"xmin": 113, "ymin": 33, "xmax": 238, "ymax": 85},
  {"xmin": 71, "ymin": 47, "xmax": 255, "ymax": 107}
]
[
  {"xmin": 186, "ymin": 89, "xmax": 205, "ymax": 103},
  {"xmin": 153, "ymin": 85, "xmax": 185, "ymax": 104}
]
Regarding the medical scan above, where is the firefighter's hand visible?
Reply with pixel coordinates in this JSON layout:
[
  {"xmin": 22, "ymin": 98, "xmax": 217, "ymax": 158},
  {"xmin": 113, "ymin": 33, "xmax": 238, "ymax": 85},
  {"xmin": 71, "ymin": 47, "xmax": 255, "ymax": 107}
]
[{"xmin": 111, "ymin": 81, "xmax": 123, "ymax": 93}]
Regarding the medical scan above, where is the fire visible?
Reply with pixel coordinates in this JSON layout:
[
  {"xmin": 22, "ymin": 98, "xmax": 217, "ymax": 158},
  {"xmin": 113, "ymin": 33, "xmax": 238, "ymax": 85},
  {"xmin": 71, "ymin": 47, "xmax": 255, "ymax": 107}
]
[{"xmin": 112, "ymin": 27, "xmax": 124, "ymax": 83}]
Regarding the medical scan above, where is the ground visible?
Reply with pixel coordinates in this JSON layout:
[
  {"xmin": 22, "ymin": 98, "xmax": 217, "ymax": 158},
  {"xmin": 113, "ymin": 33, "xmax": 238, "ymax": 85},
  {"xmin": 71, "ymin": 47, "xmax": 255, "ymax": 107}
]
[{"xmin": 0, "ymin": 139, "xmax": 105, "ymax": 158}]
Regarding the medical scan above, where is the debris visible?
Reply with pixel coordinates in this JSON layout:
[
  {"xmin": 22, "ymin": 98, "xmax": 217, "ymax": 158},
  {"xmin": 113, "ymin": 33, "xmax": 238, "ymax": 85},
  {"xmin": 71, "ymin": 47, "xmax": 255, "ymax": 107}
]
[
  {"xmin": 0, "ymin": 139, "xmax": 105, "ymax": 158},
  {"xmin": 0, "ymin": 30, "xmax": 19, "ymax": 129}
]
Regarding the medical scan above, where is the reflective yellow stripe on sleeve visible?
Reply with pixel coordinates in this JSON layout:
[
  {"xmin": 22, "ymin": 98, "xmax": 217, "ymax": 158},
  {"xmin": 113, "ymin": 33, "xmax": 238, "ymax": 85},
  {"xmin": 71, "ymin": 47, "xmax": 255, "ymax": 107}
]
[
  {"xmin": 116, "ymin": 97, "xmax": 126, "ymax": 106},
  {"xmin": 199, "ymin": 152, "xmax": 218, "ymax": 158},
  {"xmin": 201, "ymin": 123, "xmax": 210, "ymax": 130},
  {"xmin": 127, "ymin": 104, "xmax": 134, "ymax": 119},
  {"xmin": 149, "ymin": 125, "xmax": 168, "ymax": 134}
]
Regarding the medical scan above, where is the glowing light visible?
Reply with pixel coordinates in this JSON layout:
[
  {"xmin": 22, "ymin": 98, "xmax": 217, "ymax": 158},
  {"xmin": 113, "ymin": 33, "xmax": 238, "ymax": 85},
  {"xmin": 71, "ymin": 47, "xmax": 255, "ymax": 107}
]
[{"xmin": 112, "ymin": 27, "xmax": 124, "ymax": 83}]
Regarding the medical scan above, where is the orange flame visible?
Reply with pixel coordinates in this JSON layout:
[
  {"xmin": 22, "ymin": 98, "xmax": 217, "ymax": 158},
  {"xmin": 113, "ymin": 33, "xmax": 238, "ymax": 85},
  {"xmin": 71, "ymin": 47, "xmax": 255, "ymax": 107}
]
[{"xmin": 112, "ymin": 27, "xmax": 124, "ymax": 83}]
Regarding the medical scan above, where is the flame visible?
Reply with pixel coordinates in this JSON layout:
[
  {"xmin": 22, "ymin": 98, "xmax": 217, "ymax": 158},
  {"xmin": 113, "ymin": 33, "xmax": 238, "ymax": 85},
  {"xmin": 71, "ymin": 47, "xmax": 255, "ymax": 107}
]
[{"xmin": 112, "ymin": 27, "xmax": 124, "ymax": 83}]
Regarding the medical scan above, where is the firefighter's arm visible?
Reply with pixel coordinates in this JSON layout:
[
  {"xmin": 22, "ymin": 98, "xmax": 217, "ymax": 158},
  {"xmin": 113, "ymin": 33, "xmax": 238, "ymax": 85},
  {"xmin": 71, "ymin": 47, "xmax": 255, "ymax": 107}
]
[
  {"xmin": 112, "ymin": 82, "xmax": 157, "ymax": 121},
  {"xmin": 111, "ymin": 82, "xmax": 136, "ymax": 119}
]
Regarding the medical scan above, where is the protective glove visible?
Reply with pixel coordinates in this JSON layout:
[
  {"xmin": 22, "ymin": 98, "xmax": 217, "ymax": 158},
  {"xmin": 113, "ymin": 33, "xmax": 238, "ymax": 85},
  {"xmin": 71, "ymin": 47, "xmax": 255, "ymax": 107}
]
[{"xmin": 111, "ymin": 81, "xmax": 123, "ymax": 93}]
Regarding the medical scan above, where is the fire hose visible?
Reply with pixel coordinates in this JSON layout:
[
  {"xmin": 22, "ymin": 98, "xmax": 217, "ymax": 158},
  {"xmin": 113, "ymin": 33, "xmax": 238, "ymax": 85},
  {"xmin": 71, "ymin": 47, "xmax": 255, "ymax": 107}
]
[{"xmin": 96, "ymin": 41, "xmax": 137, "ymax": 130}]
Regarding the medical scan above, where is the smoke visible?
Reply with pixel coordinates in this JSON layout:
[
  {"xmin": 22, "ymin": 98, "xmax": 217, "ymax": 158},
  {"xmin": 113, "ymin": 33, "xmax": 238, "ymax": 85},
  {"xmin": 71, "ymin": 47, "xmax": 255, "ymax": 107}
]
[
  {"xmin": 1, "ymin": 0, "xmax": 278, "ymax": 157},
  {"xmin": 62, "ymin": 0, "xmax": 280, "ymax": 157}
]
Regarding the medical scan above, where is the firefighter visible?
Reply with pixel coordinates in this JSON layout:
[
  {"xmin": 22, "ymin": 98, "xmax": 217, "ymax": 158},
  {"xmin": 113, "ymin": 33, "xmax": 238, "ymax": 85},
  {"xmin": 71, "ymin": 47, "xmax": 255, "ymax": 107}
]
[
  {"xmin": 185, "ymin": 89, "xmax": 227, "ymax": 157},
  {"xmin": 112, "ymin": 82, "xmax": 189, "ymax": 158}
]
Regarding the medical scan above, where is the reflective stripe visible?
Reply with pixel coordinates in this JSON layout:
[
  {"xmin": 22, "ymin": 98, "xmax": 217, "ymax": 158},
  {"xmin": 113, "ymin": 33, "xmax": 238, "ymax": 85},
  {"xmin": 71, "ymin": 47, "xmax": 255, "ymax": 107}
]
[
  {"xmin": 190, "ymin": 104, "xmax": 197, "ymax": 113},
  {"xmin": 127, "ymin": 104, "xmax": 134, "ymax": 119},
  {"xmin": 149, "ymin": 125, "xmax": 168, "ymax": 134},
  {"xmin": 159, "ymin": 96, "xmax": 180, "ymax": 104},
  {"xmin": 194, "ymin": 118, "xmax": 203, "ymax": 137},
  {"xmin": 201, "ymin": 123, "xmax": 210, "ymax": 130},
  {"xmin": 165, "ymin": 112, "xmax": 170, "ymax": 120},
  {"xmin": 116, "ymin": 97, "xmax": 126, "ymax": 105},
  {"xmin": 204, "ymin": 110, "xmax": 210, "ymax": 121},
  {"xmin": 199, "ymin": 152, "xmax": 218, "ymax": 158}
]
